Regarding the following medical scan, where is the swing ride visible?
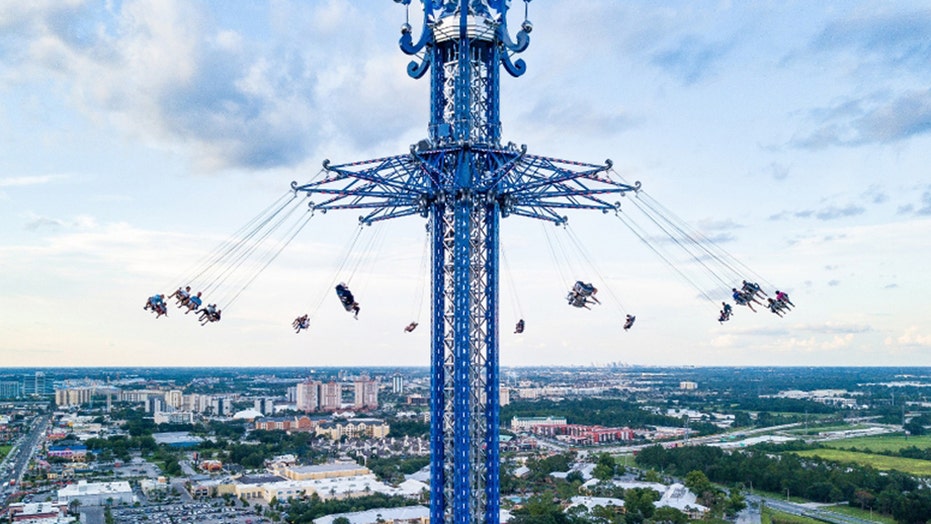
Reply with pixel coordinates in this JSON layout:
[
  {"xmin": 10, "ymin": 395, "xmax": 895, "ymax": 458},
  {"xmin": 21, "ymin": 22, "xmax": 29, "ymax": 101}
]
[{"xmin": 144, "ymin": 2, "xmax": 795, "ymax": 522}]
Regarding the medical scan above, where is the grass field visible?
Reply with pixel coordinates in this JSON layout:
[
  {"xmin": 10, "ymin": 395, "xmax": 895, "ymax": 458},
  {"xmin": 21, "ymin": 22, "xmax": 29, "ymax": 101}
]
[
  {"xmin": 761, "ymin": 506, "xmax": 823, "ymax": 524},
  {"xmin": 785, "ymin": 424, "xmax": 868, "ymax": 435},
  {"xmin": 0, "ymin": 445, "xmax": 11, "ymax": 461},
  {"xmin": 824, "ymin": 434, "xmax": 931, "ymax": 452},
  {"xmin": 825, "ymin": 504, "xmax": 897, "ymax": 524},
  {"xmin": 794, "ymin": 448, "xmax": 931, "ymax": 476}
]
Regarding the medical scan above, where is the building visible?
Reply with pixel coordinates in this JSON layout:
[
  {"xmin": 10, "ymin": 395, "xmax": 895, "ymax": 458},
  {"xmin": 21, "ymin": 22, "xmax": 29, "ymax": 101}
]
[
  {"xmin": 254, "ymin": 397, "xmax": 274, "ymax": 415},
  {"xmin": 277, "ymin": 462, "xmax": 370, "ymax": 481},
  {"xmin": 152, "ymin": 432, "xmax": 203, "ymax": 448},
  {"xmin": 47, "ymin": 445, "xmax": 88, "ymax": 461},
  {"xmin": 153, "ymin": 411, "xmax": 194, "ymax": 425},
  {"xmin": 679, "ymin": 381, "xmax": 698, "ymax": 390},
  {"xmin": 145, "ymin": 396, "xmax": 165, "ymax": 414},
  {"xmin": 320, "ymin": 382, "xmax": 341, "ymax": 411},
  {"xmin": 0, "ymin": 380, "xmax": 23, "ymax": 399},
  {"xmin": 6, "ymin": 502, "xmax": 70, "ymax": 522},
  {"xmin": 297, "ymin": 380, "xmax": 322, "ymax": 412},
  {"xmin": 57, "ymin": 480, "xmax": 133, "ymax": 506},
  {"xmin": 510, "ymin": 416, "xmax": 568, "ymax": 432},
  {"xmin": 315, "ymin": 419, "xmax": 390, "ymax": 441},
  {"xmin": 254, "ymin": 416, "xmax": 315, "ymax": 432},
  {"xmin": 529, "ymin": 424, "xmax": 634, "ymax": 445},
  {"xmin": 211, "ymin": 396, "xmax": 232, "ymax": 417},
  {"xmin": 392, "ymin": 374, "xmax": 404, "ymax": 394},
  {"xmin": 165, "ymin": 389, "xmax": 184, "ymax": 409},
  {"xmin": 55, "ymin": 388, "xmax": 94, "ymax": 408},
  {"xmin": 313, "ymin": 505, "xmax": 430, "ymax": 524},
  {"xmin": 499, "ymin": 386, "xmax": 511, "ymax": 406},
  {"xmin": 354, "ymin": 377, "xmax": 378, "ymax": 409}
]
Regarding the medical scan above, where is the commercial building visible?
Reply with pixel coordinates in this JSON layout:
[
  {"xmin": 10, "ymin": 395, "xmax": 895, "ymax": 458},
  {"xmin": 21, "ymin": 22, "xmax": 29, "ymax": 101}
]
[
  {"xmin": 276, "ymin": 462, "xmax": 370, "ymax": 481},
  {"xmin": 313, "ymin": 505, "xmax": 430, "ymax": 524},
  {"xmin": 57, "ymin": 480, "xmax": 133, "ymax": 506},
  {"xmin": 510, "ymin": 416, "xmax": 568, "ymax": 432},
  {"xmin": 254, "ymin": 416, "xmax": 314, "ymax": 432}
]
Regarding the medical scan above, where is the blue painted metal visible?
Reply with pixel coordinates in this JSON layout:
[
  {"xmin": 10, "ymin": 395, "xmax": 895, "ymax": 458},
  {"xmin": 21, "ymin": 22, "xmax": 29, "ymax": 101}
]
[{"xmin": 291, "ymin": 1, "xmax": 640, "ymax": 522}]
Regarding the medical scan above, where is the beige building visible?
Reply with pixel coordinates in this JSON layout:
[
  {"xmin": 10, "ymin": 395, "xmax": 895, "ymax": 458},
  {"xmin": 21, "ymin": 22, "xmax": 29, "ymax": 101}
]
[
  {"xmin": 278, "ymin": 462, "xmax": 370, "ymax": 481},
  {"xmin": 315, "ymin": 419, "xmax": 390, "ymax": 440}
]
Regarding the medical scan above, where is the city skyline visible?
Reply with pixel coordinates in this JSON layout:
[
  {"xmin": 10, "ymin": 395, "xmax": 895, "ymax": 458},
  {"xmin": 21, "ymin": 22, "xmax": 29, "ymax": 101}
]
[{"xmin": 1, "ymin": 1, "xmax": 930, "ymax": 367}]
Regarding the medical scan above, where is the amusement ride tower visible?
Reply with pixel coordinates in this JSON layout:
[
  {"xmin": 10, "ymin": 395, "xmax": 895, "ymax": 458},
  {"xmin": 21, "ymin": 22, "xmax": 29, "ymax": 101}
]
[{"xmin": 293, "ymin": 1, "xmax": 639, "ymax": 522}]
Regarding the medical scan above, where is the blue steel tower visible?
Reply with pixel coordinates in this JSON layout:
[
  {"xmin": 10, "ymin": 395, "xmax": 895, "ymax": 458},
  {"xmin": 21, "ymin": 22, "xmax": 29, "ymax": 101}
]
[{"xmin": 293, "ymin": 1, "xmax": 639, "ymax": 522}]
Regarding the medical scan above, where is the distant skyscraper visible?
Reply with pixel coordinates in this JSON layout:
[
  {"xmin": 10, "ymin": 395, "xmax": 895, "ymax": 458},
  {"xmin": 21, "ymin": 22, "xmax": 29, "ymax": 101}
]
[
  {"xmin": 392, "ymin": 374, "xmax": 404, "ymax": 394},
  {"xmin": 296, "ymin": 381, "xmax": 321, "ymax": 412},
  {"xmin": 320, "ymin": 381, "xmax": 341, "ymax": 411},
  {"xmin": 354, "ymin": 377, "xmax": 378, "ymax": 409},
  {"xmin": 254, "ymin": 397, "xmax": 274, "ymax": 415},
  {"xmin": 0, "ymin": 381, "xmax": 22, "ymax": 399},
  {"xmin": 27, "ymin": 371, "xmax": 49, "ymax": 396},
  {"xmin": 499, "ymin": 386, "xmax": 510, "ymax": 407},
  {"xmin": 211, "ymin": 397, "xmax": 231, "ymax": 417}
]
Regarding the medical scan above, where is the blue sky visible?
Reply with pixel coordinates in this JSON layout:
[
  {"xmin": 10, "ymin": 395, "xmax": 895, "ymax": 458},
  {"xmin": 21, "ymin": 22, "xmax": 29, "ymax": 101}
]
[{"xmin": 2, "ymin": 0, "xmax": 930, "ymax": 368}]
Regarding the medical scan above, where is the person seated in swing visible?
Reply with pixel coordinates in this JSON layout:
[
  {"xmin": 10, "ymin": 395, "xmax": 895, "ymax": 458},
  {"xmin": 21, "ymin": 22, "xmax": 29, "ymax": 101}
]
[
  {"xmin": 144, "ymin": 294, "xmax": 168, "ymax": 318},
  {"xmin": 741, "ymin": 280, "xmax": 767, "ymax": 299},
  {"xmin": 185, "ymin": 291, "xmax": 203, "ymax": 314},
  {"xmin": 766, "ymin": 298, "xmax": 785, "ymax": 317},
  {"xmin": 572, "ymin": 281, "xmax": 599, "ymax": 299},
  {"xmin": 404, "ymin": 321, "xmax": 419, "ymax": 333},
  {"xmin": 169, "ymin": 285, "xmax": 191, "ymax": 305},
  {"xmin": 514, "ymin": 319, "xmax": 525, "ymax": 334},
  {"xmin": 197, "ymin": 304, "xmax": 219, "ymax": 325},
  {"xmin": 718, "ymin": 302, "xmax": 733, "ymax": 323},
  {"xmin": 732, "ymin": 288, "xmax": 757, "ymax": 312},
  {"xmin": 203, "ymin": 308, "xmax": 221, "ymax": 325},
  {"xmin": 335, "ymin": 283, "xmax": 360, "ymax": 318},
  {"xmin": 623, "ymin": 314, "xmax": 636, "ymax": 331},
  {"xmin": 294, "ymin": 314, "xmax": 310, "ymax": 333},
  {"xmin": 775, "ymin": 290, "xmax": 794, "ymax": 308}
]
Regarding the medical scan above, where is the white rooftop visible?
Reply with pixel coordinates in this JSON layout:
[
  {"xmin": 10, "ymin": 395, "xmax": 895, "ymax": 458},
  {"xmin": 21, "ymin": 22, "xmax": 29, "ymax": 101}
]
[{"xmin": 313, "ymin": 505, "xmax": 429, "ymax": 524}]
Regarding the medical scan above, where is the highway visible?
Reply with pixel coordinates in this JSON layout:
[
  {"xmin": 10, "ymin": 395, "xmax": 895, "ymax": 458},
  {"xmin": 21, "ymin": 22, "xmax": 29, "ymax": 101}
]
[{"xmin": 1, "ymin": 413, "xmax": 51, "ymax": 508}]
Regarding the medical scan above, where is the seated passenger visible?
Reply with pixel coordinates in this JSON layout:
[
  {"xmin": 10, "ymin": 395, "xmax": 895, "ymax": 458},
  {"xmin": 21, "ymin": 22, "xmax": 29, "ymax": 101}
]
[
  {"xmin": 766, "ymin": 298, "xmax": 784, "ymax": 317},
  {"xmin": 335, "ymin": 283, "xmax": 360, "ymax": 318},
  {"xmin": 404, "ymin": 321, "xmax": 419, "ymax": 333},
  {"xmin": 197, "ymin": 304, "xmax": 217, "ymax": 324},
  {"xmin": 623, "ymin": 314, "xmax": 636, "ymax": 331},
  {"xmin": 718, "ymin": 302, "xmax": 733, "ymax": 323},
  {"xmin": 293, "ymin": 314, "xmax": 310, "ymax": 333},
  {"xmin": 573, "ymin": 281, "xmax": 598, "ymax": 298},
  {"xmin": 169, "ymin": 285, "xmax": 191, "ymax": 305},
  {"xmin": 144, "ymin": 294, "xmax": 168, "ymax": 318},
  {"xmin": 185, "ymin": 292, "xmax": 203, "ymax": 314},
  {"xmin": 732, "ymin": 288, "xmax": 756, "ymax": 312},
  {"xmin": 741, "ymin": 280, "xmax": 767, "ymax": 299},
  {"xmin": 775, "ymin": 290, "xmax": 795, "ymax": 308},
  {"xmin": 514, "ymin": 319, "xmax": 525, "ymax": 334}
]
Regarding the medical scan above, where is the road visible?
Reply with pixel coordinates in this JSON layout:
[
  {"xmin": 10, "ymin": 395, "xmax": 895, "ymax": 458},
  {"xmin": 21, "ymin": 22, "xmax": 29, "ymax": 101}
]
[{"xmin": 1, "ymin": 413, "xmax": 50, "ymax": 507}]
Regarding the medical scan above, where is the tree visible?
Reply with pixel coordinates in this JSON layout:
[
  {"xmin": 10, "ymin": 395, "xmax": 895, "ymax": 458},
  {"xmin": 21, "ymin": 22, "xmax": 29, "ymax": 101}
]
[
  {"xmin": 592, "ymin": 453, "xmax": 616, "ymax": 482},
  {"xmin": 652, "ymin": 506, "xmax": 688, "ymax": 524},
  {"xmin": 333, "ymin": 518, "xmax": 351, "ymax": 524}
]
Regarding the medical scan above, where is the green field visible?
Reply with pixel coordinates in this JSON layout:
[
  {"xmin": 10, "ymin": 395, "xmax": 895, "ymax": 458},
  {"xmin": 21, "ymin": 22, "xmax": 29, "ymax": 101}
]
[
  {"xmin": 825, "ymin": 504, "xmax": 897, "ymax": 524},
  {"xmin": 794, "ymin": 448, "xmax": 931, "ymax": 476},
  {"xmin": 761, "ymin": 506, "xmax": 823, "ymax": 524},
  {"xmin": 0, "ymin": 445, "xmax": 11, "ymax": 461},
  {"xmin": 785, "ymin": 424, "xmax": 868, "ymax": 436},
  {"xmin": 824, "ymin": 434, "xmax": 931, "ymax": 452}
]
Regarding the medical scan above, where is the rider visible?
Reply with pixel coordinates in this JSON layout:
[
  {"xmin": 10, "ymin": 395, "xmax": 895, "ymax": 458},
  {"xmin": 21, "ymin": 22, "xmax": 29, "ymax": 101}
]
[
  {"xmin": 732, "ymin": 288, "xmax": 757, "ymax": 312},
  {"xmin": 742, "ymin": 280, "xmax": 767, "ymax": 299},
  {"xmin": 775, "ymin": 290, "xmax": 795, "ymax": 308},
  {"xmin": 718, "ymin": 302, "xmax": 733, "ymax": 323},
  {"xmin": 766, "ymin": 298, "xmax": 784, "ymax": 317},
  {"xmin": 514, "ymin": 319, "xmax": 525, "ymax": 334},
  {"xmin": 335, "ymin": 283, "xmax": 360, "ymax": 318},
  {"xmin": 169, "ymin": 286, "xmax": 191, "ymax": 305},
  {"xmin": 404, "ymin": 321, "xmax": 419, "ymax": 333},
  {"xmin": 623, "ymin": 315, "xmax": 636, "ymax": 331},
  {"xmin": 198, "ymin": 304, "xmax": 218, "ymax": 325},
  {"xmin": 185, "ymin": 291, "xmax": 203, "ymax": 314},
  {"xmin": 293, "ymin": 314, "xmax": 310, "ymax": 333}
]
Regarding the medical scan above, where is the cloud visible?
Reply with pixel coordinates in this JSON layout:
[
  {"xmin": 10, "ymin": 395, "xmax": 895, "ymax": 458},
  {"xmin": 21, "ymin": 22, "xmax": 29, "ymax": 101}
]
[
  {"xmin": 650, "ymin": 35, "xmax": 731, "ymax": 85},
  {"xmin": 793, "ymin": 89, "xmax": 931, "ymax": 148},
  {"xmin": 885, "ymin": 326, "xmax": 931, "ymax": 349},
  {"xmin": 0, "ymin": 1, "xmax": 416, "ymax": 171},
  {"xmin": 520, "ymin": 97, "xmax": 638, "ymax": 138},
  {"xmin": 0, "ymin": 174, "xmax": 68, "ymax": 187},
  {"xmin": 24, "ymin": 217, "xmax": 63, "ymax": 231},
  {"xmin": 769, "ymin": 163, "xmax": 789, "ymax": 181},
  {"xmin": 810, "ymin": 10, "xmax": 931, "ymax": 74}
]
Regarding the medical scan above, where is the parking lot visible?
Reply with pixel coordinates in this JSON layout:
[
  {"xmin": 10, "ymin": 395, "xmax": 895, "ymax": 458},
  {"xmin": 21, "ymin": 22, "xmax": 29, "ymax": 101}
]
[{"xmin": 109, "ymin": 501, "xmax": 270, "ymax": 524}]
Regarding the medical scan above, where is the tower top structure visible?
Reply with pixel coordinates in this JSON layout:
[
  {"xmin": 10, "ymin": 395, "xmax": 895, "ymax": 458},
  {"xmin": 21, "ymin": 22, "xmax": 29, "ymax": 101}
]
[{"xmin": 395, "ymin": 0, "xmax": 532, "ymax": 147}]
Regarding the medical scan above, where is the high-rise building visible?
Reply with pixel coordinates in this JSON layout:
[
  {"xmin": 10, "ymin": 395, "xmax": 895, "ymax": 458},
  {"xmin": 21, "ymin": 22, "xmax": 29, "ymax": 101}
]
[
  {"xmin": 296, "ymin": 381, "xmax": 321, "ymax": 413},
  {"xmin": 354, "ymin": 377, "xmax": 378, "ymax": 410},
  {"xmin": 499, "ymin": 386, "xmax": 511, "ymax": 407},
  {"xmin": 26, "ymin": 372, "xmax": 49, "ymax": 396},
  {"xmin": 392, "ymin": 374, "xmax": 404, "ymax": 394},
  {"xmin": 146, "ymin": 396, "xmax": 165, "ymax": 414},
  {"xmin": 211, "ymin": 396, "xmax": 231, "ymax": 417},
  {"xmin": 0, "ymin": 381, "xmax": 23, "ymax": 399},
  {"xmin": 254, "ymin": 397, "xmax": 274, "ymax": 415},
  {"xmin": 320, "ymin": 382, "xmax": 341, "ymax": 411},
  {"xmin": 166, "ymin": 389, "xmax": 184, "ymax": 409}
]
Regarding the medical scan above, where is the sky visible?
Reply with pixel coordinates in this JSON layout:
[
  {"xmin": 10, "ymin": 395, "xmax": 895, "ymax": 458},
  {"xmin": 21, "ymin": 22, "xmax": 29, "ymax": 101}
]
[{"xmin": 2, "ymin": 0, "xmax": 930, "ymax": 368}]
